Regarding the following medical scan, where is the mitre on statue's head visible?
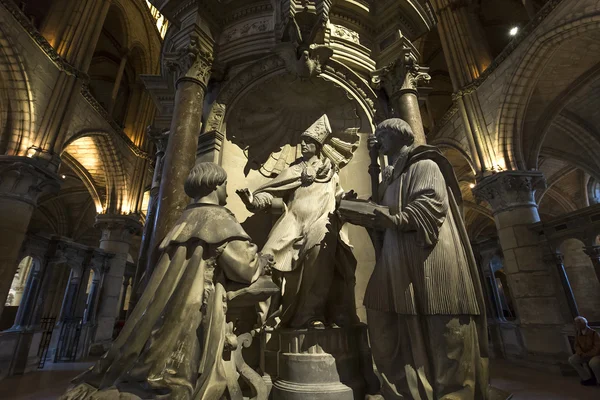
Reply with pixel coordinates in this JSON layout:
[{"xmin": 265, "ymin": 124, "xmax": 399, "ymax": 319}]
[{"xmin": 300, "ymin": 114, "xmax": 332, "ymax": 145}]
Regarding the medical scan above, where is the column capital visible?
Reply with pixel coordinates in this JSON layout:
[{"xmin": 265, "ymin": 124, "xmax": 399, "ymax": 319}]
[
  {"xmin": 165, "ymin": 34, "xmax": 213, "ymax": 89},
  {"xmin": 95, "ymin": 214, "xmax": 142, "ymax": 244},
  {"xmin": 473, "ymin": 170, "xmax": 546, "ymax": 215},
  {"xmin": 372, "ymin": 53, "xmax": 431, "ymax": 99},
  {"xmin": 147, "ymin": 126, "xmax": 169, "ymax": 155},
  {"xmin": 0, "ymin": 156, "xmax": 62, "ymax": 206}
]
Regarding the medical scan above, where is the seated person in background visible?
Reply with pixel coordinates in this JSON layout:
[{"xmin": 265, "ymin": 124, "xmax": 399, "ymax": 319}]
[{"xmin": 568, "ymin": 316, "xmax": 600, "ymax": 386}]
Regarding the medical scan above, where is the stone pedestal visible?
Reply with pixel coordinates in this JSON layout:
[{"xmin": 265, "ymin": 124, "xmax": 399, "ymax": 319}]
[{"xmin": 264, "ymin": 325, "xmax": 378, "ymax": 400}]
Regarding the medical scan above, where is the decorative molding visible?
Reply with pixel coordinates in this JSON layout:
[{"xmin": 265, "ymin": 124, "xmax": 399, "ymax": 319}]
[
  {"xmin": 80, "ymin": 86, "xmax": 152, "ymax": 162},
  {"xmin": 331, "ymin": 24, "xmax": 361, "ymax": 45},
  {"xmin": 222, "ymin": 19, "xmax": 270, "ymax": 43},
  {"xmin": 0, "ymin": 0, "xmax": 85, "ymax": 79}
]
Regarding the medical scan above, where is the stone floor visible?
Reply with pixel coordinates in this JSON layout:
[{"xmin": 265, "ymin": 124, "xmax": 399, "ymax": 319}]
[{"xmin": 0, "ymin": 359, "xmax": 598, "ymax": 399}]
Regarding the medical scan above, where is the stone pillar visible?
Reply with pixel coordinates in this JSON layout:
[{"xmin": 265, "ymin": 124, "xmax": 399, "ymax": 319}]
[
  {"xmin": 118, "ymin": 277, "xmax": 131, "ymax": 320},
  {"xmin": 57, "ymin": 268, "xmax": 82, "ymax": 322},
  {"xmin": 583, "ymin": 246, "xmax": 600, "ymax": 286},
  {"xmin": 429, "ymin": 0, "xmax": 497, "ymax": 174},
  {"xmin": 129, "ymin": 128, "xmax": 169, "ymax": 310},
  {"xmin": 108, "ymin": 49, "xmax": 130, "ymax": 115},
  {"xmin": 91, "ymin": 214, "xmax": 141, "ymax": 352},
  {"xmin": 544, "ymin": 251, "xmax": 579, "ymax": 319},
  {"xmin": 373, "ymin": 52, "xmax": 431, "ymax": 145},
  {"xmin": 474, "ymin": 171, "xmax": 573, "ymax": 364},
  {"xmin": 84, "ymin": 270, "xmax": 102, "ymax": 324},
  {"xmin": 147, "ymin": 33, "xmax": 213, "ymax": 275},
  {"xmin": 0, "ymin": 158, "xmax": 60, "ymax": 318}
]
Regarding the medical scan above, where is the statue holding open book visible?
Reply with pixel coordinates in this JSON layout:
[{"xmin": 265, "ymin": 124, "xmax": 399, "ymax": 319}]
[{"xmin": 339, "ymin": 118, "xmax": 510, "ymax": 400}]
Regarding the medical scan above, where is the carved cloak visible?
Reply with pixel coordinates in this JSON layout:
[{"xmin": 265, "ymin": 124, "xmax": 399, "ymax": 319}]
[
  {"xmin": 61, "ymin": 204, "xmax": 266, "ymax": 400},
  {"xmin": 253, "ymin": 157, "xmax": 358, "ymax": 327},
  {"xmin": 365, "ymin": 145, "xmax": 489, "ymax": 358}
]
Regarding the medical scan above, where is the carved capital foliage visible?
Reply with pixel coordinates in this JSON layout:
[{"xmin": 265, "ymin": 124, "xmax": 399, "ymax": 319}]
[
  {"xmin": 473, "ymin": 171, "xmax": 546, "ymax": 215},
  {"xmin": 371, "ymin": 54, "xmax": 431, "ymax": 99},
  {"xmin": 95, "ymin": 213, "xmax": 142, "ymax": 243},
  {"xmin": 165, "ymin": 34, "xmax": 213, "ymax": 88},
  {"xmin": 0, "ymin": 157, "xmax": 61, "ymax": 206}
]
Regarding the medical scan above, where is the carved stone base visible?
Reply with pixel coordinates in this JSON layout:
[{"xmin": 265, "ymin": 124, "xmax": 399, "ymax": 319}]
[{"xmin": 263, "ymin": 325, "xmax": 377, "ymax": 400}]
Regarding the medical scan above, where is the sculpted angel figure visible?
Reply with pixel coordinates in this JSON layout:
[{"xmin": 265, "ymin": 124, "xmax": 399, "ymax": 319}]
[
  {"xmin": 238, "ymin": 114, "xmax": 358, "ymax": 329},
  {"xmin": 61, "ymin": 163, "xmax": 275, "ymax": 400}
]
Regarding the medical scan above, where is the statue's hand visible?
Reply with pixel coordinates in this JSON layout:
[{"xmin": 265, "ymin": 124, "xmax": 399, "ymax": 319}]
[
  {"xmin": 368, "ymin": 135, "xmax": 380, "ymax": 151},
  {"xmin": 260, "ymin": 253, "xmax": 275, "ymax": 275},
  {"xmin": 236, "ymin": 188, "xmax": 255, "ymax": 209},
  {"xmin": 372, "ymin": 209, "xmax": 397, "ymax": 230}
]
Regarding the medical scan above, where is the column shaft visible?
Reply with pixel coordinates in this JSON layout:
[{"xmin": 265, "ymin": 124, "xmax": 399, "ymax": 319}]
[
  {"xmin": 148, "ymin": 50, "xmax": 211, "ymax": 275},
  {"xmin": 91, "ymin": 214, "xmax": 140, "ymax": 351},
  {"xmin": 108, "ymin": 52, "xmax": 129, "ymax": 115},
  {"xmin": 474, "ymin": 171, "xmax": 573, "ymax": 362}
]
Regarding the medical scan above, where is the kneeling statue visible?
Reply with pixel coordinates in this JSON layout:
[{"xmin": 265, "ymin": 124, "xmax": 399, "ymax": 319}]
[{"xmin": 61, "ymin": 162, "xmax": 275, "ymax": 400}]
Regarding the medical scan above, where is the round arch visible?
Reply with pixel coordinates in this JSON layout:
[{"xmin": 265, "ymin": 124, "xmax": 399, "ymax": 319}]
[{"xmin": 61, "ymin": 131, "xmax": 128, "ymax": 214}]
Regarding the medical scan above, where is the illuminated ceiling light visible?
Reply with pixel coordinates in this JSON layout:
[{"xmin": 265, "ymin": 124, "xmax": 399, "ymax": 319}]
[
  {"xmin": 61, "ymin": 174, "xmax": 66, "ymax": 179},
  {"xmin": 26, "ymin": 148, "xmax": 36, "ymax": 158},
  {"xmin": 469, "ymin": 183, "xmax": 476, "ymax": 189},
  {"xmin": 509, "ymin": 27, "xmax": 519, "ymax": 37}
]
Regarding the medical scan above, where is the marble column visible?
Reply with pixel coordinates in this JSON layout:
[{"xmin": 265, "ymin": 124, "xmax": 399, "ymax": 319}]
[
  {"xmin": 147, "ymin": 34, "xmax": 213, "ymax": 275},
  {"xmin": 129, "ymin": 128, "xmax": 168, "ymax": 310},
  {"xmin": 0, "ymin": 158, "xmax": 60, "ymax": 318},
  {"xmin": 91, "ymin": 214, "xmax": 141, "ymax": 353},
  {"xmin": 429, "ymin": 0, "xmax": 497, "ymax": 174},
  {"xmin": 474, "ymin": 171, "xmax": 574, "ymax": 363},
  {"xmin": 583, "ymin": 246, "xmax": 600, "ymax": 285},
  {"xmin": 374, "ymin": 53, "xmax": 431, "ymax": 145}
]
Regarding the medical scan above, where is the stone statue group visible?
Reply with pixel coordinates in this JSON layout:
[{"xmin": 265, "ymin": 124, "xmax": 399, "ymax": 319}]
[{"xmin": 61, "ymin": 116, "xmax": 510, "ymax": 400}]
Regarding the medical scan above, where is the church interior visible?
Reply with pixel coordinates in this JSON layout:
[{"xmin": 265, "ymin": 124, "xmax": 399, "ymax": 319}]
[{"xmin": 0, "ymin": 0, "xmax": 599, "ymax": 399}]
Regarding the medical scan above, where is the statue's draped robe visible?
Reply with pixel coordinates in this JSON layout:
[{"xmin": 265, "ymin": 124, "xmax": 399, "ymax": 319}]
[
  {"xmin": 61, "ymin": 204, "xmax": 265, "ymax": 400},
  {"xmin": 253, "ymin": 157, "xmax": 357, "ymax": 327},
  {"xmin": 365, "ymin": 146, "xmax": 490, "ymax": 400}
]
